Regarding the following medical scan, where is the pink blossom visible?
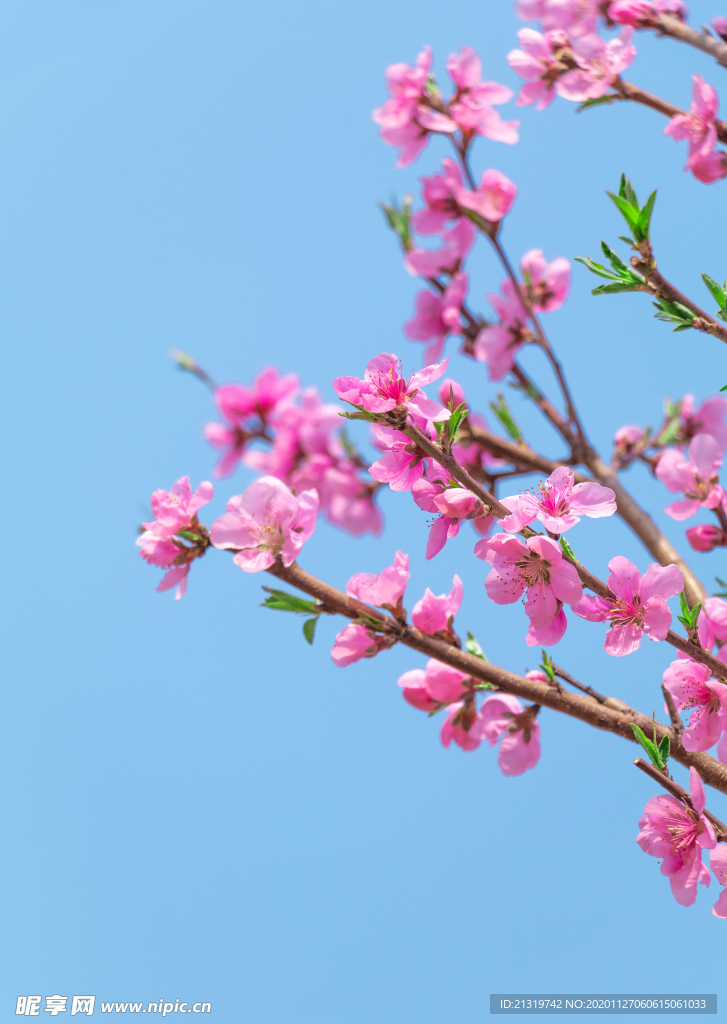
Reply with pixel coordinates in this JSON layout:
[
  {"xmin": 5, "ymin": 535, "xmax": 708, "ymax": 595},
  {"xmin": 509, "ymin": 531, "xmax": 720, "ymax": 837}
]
[
  {"xmin": 686, "ymin": 524, "xmax": 726, "ymax": 552},
  {"xmin": 614, "ymin": 423, "xmax": 645, "ymax": 453},
  {"xmin": 445, "ymin": 47, "xmax": 520, "ymax": 143},
  {"xmin": 413, "ymin": 159, "xmax": 517, "ymax": 235},
  {"xmin": 331, "ymin": 624, "xmax": 382, "ymax": 667},
  {"xmin": 516, "ymin": 0, "xmax": 601, "ymax": 38},
  {"xmin": 507, "ymin": 29, "xmax": 563, "ymax": 110},
  {"xmin": 475, "ymin": 533, "xmax": 582, "ymax": 638},
  {"xmin": 664, "ymin": 75, "xmax": 727, "ymax": 183},
  {"xmin": 663, "ymin": 659, "xmax": 727, "ymax": 751},
  {"xmin": 404, "ymin": 273, "xmax": 468, "ymax": 364},
  {"xmin": 526, "ymin": 606, "xmax": 568, "ymax": 647},
  {"xmin": 214, "ymin": 368, "xmax": 299, "ymax": 426},
  {"xmin": 500, "ymin": 466, "xmax": 616, "ymax": 534},
  {"xmin": 137, "ymin": 476, "xmax": 214, "ymax": 600},
  {"xmin": 440, "ymin": 701, "xmax": 484, "ymax": 751},
  {"xmin": 411, "ymin": 574, "xmax": 463, "ymax": 634},
  {"xmin": 333, "ymin": 352, "xmax": 451, "ymax": 423},
  {"xmin": 402, "ymin": 659, "xmax": 470, "ymax": 708},
  {"xmin": 572, "ymin": 556, "xmax": 683, "ymax": 656},
  {"xmin": 210, "ymin": 475, "xmax": 318, "ymax": 572},
  {"xmin": 404, "ymin": 220, "xmax": 475, "ymax": 278},
  {"xmin": 369, "ymin": 420, "xmax": 433, "ymax": 492},
  {"xmin": 413, "ymin": 479, "xmax": 487, "ymax": 558},
  {"xmin": 473, "ymin": 279, "xmax": 529, "ymax": 381},
  {"xmin": 397, "ymin": 668, "xmax": 439, "ymax": 711},
  {"xmin": 608, "ymin": 0, "xmax": 687, "ymax": 26},
  {"xmin": 655, "ymin": 434, "xmax": 724, "ymax": 520},
  {"xmin": 713, "ymin": 15, "xmax": 727, "ymax": 42},
  {"xmin": 346, "ymin": 550, "xmax": 410, "ymax": 610},
  {"xmin": 709, "ymin": 846, "xmax": 727, "ymax": 918},
  {"xmin": 697, "ymin": 597, "xmax": 727, "ymax": 650},
  {"xmin": 480, "ymin": 693, "xmax": 541, "ymax": 775},
  {"xmin": 521, "ymin": 249, "xmax": 570, "ymax": 312},
  {"xmin": 326, "ymin": 488, "xmax": 383, "ymax": 537},
  {"xmin": 557, "ymin": 29, "xmax": 636, "ymax": 103},
  {"xmin": 679, "ymin": 393, "xmax": 727, "ymax": 451},
  {"xmin": 637, "ymin": 767, "xmax": 715, "ymax": 906},
  {"xmin": 372, "ymin": 47, "xmax": 457, "ymax": 167}
]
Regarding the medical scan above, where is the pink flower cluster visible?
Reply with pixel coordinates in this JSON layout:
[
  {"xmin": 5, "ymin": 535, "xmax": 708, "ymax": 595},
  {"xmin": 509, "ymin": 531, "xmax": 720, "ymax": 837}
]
[
  {"xmin": 137, "ymin": 476, "xmax": 214, "ymax": 599},
  {"xmin": 372, "ymin": 46, "xmax": 518, "ymax": 168},
  {"xmin": 664, "ymin": 76, "xmax": 727, "ymax": 184},
  {"xmin": 330, "ymin": 552, "xmax": 410, "ymax": 666},
  {"xmin": 608, "ymin": 1, "xmax": 687, "ymax": 28},
  {"xmin": 205, "ymin": 366, "xmax": 382, "ymax": 537}
]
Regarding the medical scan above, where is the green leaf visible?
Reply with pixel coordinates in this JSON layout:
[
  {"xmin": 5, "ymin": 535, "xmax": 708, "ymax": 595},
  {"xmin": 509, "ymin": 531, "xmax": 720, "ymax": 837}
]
[
  {"xmin": 559, "ymin": 535, "xmax": 578, "ymax": 562},
  {"xmin": 447, "ymin": 402, "xmax": 469, "ymax": 442},
  {"xmin": 539, "ymin": 650, "xmax": 556, "ymax": 683},
  {"xmin": 631, "ymin": 724, "xmax": 662, "ymax": 769},
  {"xmin": 465, "ymin": 632, "xmax": 488, "ymax": 661},
  {"xmin": 302, "ymin": 617, "xmax": 318, "ymax": 644},
  {"xmin": 637, "ymin": 190, "xmax": 657, "ymax": 242},
  {"xmin": 721, "ymin": 385, "xmax": 727, "ymax": 393},
  {"xmin": 702, "ymin": 272, "xmax": 726, "ymax": 310},
  {"xmin": 658, "ymin": 734, "xmax": 670, "ymax": 766},
  {"xmin": 620, "ymin": 174, "xmax": 639, "ymax": 209},
  {"xmin": 261, "ymin": 588, "xmax": 320, "ymax": 615},
  {"xmin": 714, "ymin": 575, "xmax": 727, "ymax": 597},
  {"xmin": 490, "ymin": 393, "xmax": 522, "ymax": 442},
  {"xmin": 657, "ymin": 417, "xmax": 681, "ymax": 446},
  {"xmin": 573, "ymin": 255, "xmax": 621, "ymax": 281},
  {"xmin": 461, "ymin": 208, "xmax": 494, "ymax": 234},
  {"xmin": 591, "ymin": 281, "xmax": 643, "ymax": 296},
  {"xmin": 600, "ymin": 240, "xmax": 632, "ymax": 277},
  {"xmin": 176, "ymin": 530, "xmax": 202, "ymax": 542},
  {"xmin": 680, "ymin": 592, "xmax": 690, "ymax": 619},
  {"xmin": 606, "ymin": 193, "xmax": 640, "ymax": 236},
  {"xmin": 653, "ymin": 298, "xmax": 696, "ymax": 328},
  {"xmin": 434, "ymin": 420, "xmax": 444, "ymax": 443},
  {"xmin": 576, "ymin": 93, "xmax": 620, "ymax": 112}
]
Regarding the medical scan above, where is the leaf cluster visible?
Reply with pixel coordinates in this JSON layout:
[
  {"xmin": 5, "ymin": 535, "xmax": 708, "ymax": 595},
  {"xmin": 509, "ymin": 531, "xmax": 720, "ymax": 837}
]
[
  {"xmin": 701, "ymin": 273, "xmax": 727, "ymax": 323},
  {"xmin": 631, "ymin": 723, "xmax": 670, "ymax": 772},
  {"xmin": 261, "ymin": 587, "xmax": 327, "ymax": 645},
  {"xmin": 653, "ymin": 297, "xmax": 696, "ymax": 332},
  {"xmin": 381, "ymin": 196, "xmax": 412, "ymax": 251},
  {"xmin": 677, "ymin": 591, "xmax": 702, "ymax": 632},
  {"xmin": 606, "ymin": 174, "xmax": 656, "ymax": 245},
  {"xmin": 574, "ymin": 240, "xmax": 644, "ymax": 296}
]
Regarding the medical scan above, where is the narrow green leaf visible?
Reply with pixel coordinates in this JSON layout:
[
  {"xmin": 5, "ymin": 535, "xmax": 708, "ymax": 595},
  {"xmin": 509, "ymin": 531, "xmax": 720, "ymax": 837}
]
[
  {"xmin": 702, "ymin": 273, "xmax": 726, "ymax": 310},
  {"xmin": 490, "ymin": 393, "xmax": 522, "ymax": 442},
  {"xmin": 261, "ymin": 587, "xmax": 320, "ymax": 615},
  {"xmin": 591, "ymin": 281, "xmax": 642, "ymax": 296},
  {"xmin": 302, "ymin": 617, "xmax": 318, "ymax": 644},
  {"xmin": 465, "ymin": 632, "xmax": 488, "ymax": 661},
  {"xmin": 631, "ymin": 723, "xmax": 661, "ymax": 767},
  {"xmin": 606, "ymin": 193, "xmax": 640, "ymax": 234},
  {"xmin": 637, "ymin": 189, "xmax": 657, "ymax": 242},
  {"xmin": 559, "ymin": 535, "xmax": 578, "ymax": 562},
  {"xmin": 658, "ymin": 734, "xmax": 670, "ymax": 765},
  {"xmin": 176, "ymin": 530, "xmax": 202, "ymax": 542},
  {"xmin": 576, "ymin": 93, "xmax": 620, "ymax": 112},
  {"xmin": 600, "ymin": 239, "xmax": 632, "ymax": 276},
  {"xmin": 539, "ymin": 650, "xmax": 556, "ymax": 683},
  {"xmin": 447, "ymin": 402, "xmax": 469, "ymax": 441},
  {"xmin": 621, "ymin": 175, "xmax": 639, "ymax": 209},
  {"xmin": 720, "ymin": 385, "xmax": 727, "ymax": 393},
  {"xmin": 618, "ymin": 235, "xmax": 635, "ymax": 246},
  {"xmin": 573, "ymin": 255, "xmax": 622, "ymax": 281},
  {"xmin": 680, "ymin": 592, "xmax": 690, "ymax": 618}
]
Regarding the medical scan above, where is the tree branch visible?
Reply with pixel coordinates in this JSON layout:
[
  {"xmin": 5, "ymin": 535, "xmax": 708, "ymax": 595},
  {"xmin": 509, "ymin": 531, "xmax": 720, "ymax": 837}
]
[{"xmin": 656, "ymin": 13, "xmax": 727, "ymax": 71}]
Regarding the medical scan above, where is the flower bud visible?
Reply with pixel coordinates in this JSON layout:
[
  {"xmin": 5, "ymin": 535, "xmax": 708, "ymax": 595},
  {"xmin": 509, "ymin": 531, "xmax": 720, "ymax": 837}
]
[
  {"xmin": 713, "ymin": 15, "xmax": 727, "ymax": 42},
  {"xmin": 433, "ymin": 487, "xmax": 483, "ymax": 519},
  {"xmin": 438, "ymin": 377, "xmax": 466, "ymax": 409},
  {"xmin": 685, "ymin": 524, "xmax": 726, "ymax": 552},
  {"xmin": 614, "ymin": 424, "xmax": 644, "ymax": 450}
]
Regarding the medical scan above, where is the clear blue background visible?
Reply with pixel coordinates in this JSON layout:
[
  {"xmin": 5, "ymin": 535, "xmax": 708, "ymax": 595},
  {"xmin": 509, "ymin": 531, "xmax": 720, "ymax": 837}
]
[{"xmin": 2, "ymin": 1, "xmax": 727, "ymax": 1019}]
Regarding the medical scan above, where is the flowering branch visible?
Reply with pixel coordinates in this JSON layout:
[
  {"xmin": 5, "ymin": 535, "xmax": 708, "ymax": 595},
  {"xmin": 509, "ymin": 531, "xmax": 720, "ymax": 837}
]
[{"xmin": 634, "ymin": 757, "xmax": 727, "ymax": 840}]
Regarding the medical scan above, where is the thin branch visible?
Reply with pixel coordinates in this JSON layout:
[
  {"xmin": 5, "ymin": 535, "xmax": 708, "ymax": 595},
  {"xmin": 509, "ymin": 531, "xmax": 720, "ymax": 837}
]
[
  {"xmin": 655, "ymin": 13, "xmax": 727, "ymax": 71},
  {"xmin": 661, "ymin": 683, "xmax": 684, "ymax": 743},
  {"xmin": 265, "ymin": 558, "xmax": 727, "ymax": 795},
  {"xmin": 551, "ymin": 663, "xmax": 608, "ymax": 704}
]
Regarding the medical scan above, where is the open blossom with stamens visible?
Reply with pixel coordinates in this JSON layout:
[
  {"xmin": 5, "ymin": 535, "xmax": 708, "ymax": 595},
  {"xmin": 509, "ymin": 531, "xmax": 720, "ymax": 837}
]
[
  {"xmin": 210, "ymin": 476, "xmax": 318, "ymax": 572},
  {"xmin": 499, "ymin": 466, "xmax": 616, "ymax": 535},
  {"xmin": 346, "ymin": 551, "xmax": 410, "ymax": 610},
  {"xmin": 475, "ymin": 534, "xmax": 582, "ymax": 642},
  {"xmin": 404, "ymin": 273, "xmax": 468, "ymax": 364},
  {"xmin": 655, "ymin": 434, "xmax": 724, "ymax": 520},
  {"xmin": 440, "ymin": 700, "xmax": 485, "ymax": 751},
  {"xmin": 412, "ymin": 159, "xmax": 517, "ymax": 235},
  {"xmin": 637, "ymin": 767, "xmax": 716, "ymax": 906},
  {"xmin": 557, "ymin": 29, "xmax": 636, "ymax": 103},
  {"xmin": 411, "ymin": 574, "xmax": 463, "ymax": 635},
  {"xmin": 480, "ymin": 693, "xmax": 542, "ymax": 776},
  {"xmin": 369, "ymin": 419, "xmax": 433, "ymax": 492},
  {"xmin": 663, "ymin": 659, "xmax": 727, "ymax": 751},
  {"xmin": 572, "ymin": 557, "xmax": 683, "ymax": 656},
  {"xmin": 664, "ymin": 75, "xmax": 727, "ymax": 184},
  {"xmin": 473, "ymin": 279, "xmax": 529, "ymax": 381},
  {"xmin": 679, "ymin": 393, "xmax": 727, "ymax": 451},
  {"xmin": 521, "ymin": 249, "xmax": 570, "ymax": 312},
  {"xmin": 445, "ymin": 46, "xmax": 520, "ymax": 143},
  {"xmin": 372, "ymin": 47, "xmax": 457, "ymax": 167},
  {"xmin": 333, "ymin": 352, "xmax": 451, "ymax": 422},
  {"xmin": 709, "ymin": 846, "xmax": 727, "ymax": 918},
  {"xmin": 137, "ymin": 476, "xmax": 214, "ymax": 600},
  {"xmin": 608, "ymin": 0, "xmax": 687, "ymax": 27}
]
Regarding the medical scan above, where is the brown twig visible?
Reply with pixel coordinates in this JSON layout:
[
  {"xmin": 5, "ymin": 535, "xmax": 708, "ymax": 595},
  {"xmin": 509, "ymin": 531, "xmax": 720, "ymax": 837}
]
[
  {"xmin": 662, "ymin": 683, "xmax": 684, "ymax": 742},
  {"xmin": 655, "ymin": 13, "xmax": 727, "ymax": 71},
  {"xmin": 551, "ymin": 663, "xmax": 608, "ymax": 705}
]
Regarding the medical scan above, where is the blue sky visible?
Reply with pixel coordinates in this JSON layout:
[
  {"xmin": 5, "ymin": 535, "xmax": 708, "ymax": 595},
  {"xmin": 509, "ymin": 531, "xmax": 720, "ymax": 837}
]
[{"xmin": 2, "ymin": 1, "xmax": 727, "ymax": 1019}]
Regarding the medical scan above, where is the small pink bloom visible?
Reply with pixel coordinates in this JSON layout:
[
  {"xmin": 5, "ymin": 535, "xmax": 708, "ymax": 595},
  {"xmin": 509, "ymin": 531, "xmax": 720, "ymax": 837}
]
[
  {"xmin": 572, "ymin": 556, "xmax": 683, "ymax": 656},
  {"xmin": 458, "ymin": 169, "xmax": 518, "ymax": 222},
  {"xmin": 414, "ymin": 159, "xmax": 517, "ymax": 233},
  {"xmin": 331, "ymin": 623, "xmax": 381, "ymax": 667},
  {"xmin": 686, "ymin": 524, "xmax": 726, "ymax": 552},
  {"xmin": 655, "ymin": 434, "xmax": 724, "ymax": 520},
  {"xmin": 508, "ymin": 29, "xmax": 563, "ymax": 110},
  {"xmin": 411, "ymin": 574, "xmax": 463, "ymax": 634},
  {"xmin": 210, "ymin": 475, "xmax": 318, "ymax": 572},
  {"xmin": 709, "ymin": 846, "xmax": 727, "ymax": 918},
  {"xmin": 369, "ymin": 420, "xmax": 433, "ymax": 492},
  {"xmin": 521, "ymin": 249, "xmax": 570, "ymax": 312},
  {"xmin": 614, "ymin": 423, "xmax": 645, "ymax": 452},
  {"xmin": 346, "ymin": 550, "xmax": 410, "ymax": 609},
  {"xmin": 137, "ymin": 476, "xmax": 214, "ymax": 599},
  {"xmin": 713, "ymin": 15, "xmax": 727, "ymax": 42},
  {"xmin": 679, "ymin": 393, "xmax": 727, "ymax": 451},
  {"xmin": 404, "ymin": 273, "xmax": 468, "ymax": 364},
  {"xmin": 440, "ymin": 701, "xmax": 484, "ymax": 751},
  {"xmin": 333, "ymin": 352, "xmax": 451, "ymax": 422},
  {"xmin": 663, "ymin": 659, "xmax": 727, "ymax": 751},
  {"xmin": 413, "ymin": 478, "xmax": 488, "ymax": 559},
  {"xmin": 480, "ymin": 693, "xmax": 541, "ymax": 775},
  {"xmin": 664, "ymin": 75, "xmax": 727, "ymax": 183},
  {"xmin": 214, "ymin": 368, "xmax": 299, "ymax": 426},
  {"xmin": 500, "ymin": 465, "xmax": 616, "ymax": 534},
  {"xmin": 404, "ymin": 220, "xmax": 475, "ymax": 278},
  {"xmin": 637, "ymin": 767, "xmax": 715, "ymax": 906},
  {"xmin": 526, "ymin": 605, "xmax": 568, "ymax": 646},
  {"xmin": 397, "ymin": 668, "xmax": 438, "ymax": 711},
  {"xmin": 475, "ymin": 533, "xmax": 583, "ymax": 637},
  {"xmin": 697, "ymin": 596, "xmax": 727, "ymax": 650},
  {"xmin": 473, "ymin": 279, "xmax": 529, "ymax": 381},
  {"xmin": 446, "ymin": 47, "xmax": 520, "ymax": 143},
  {"xmin": 557, "ymin": 29, "xmax": 636, "ymax": 102}
]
